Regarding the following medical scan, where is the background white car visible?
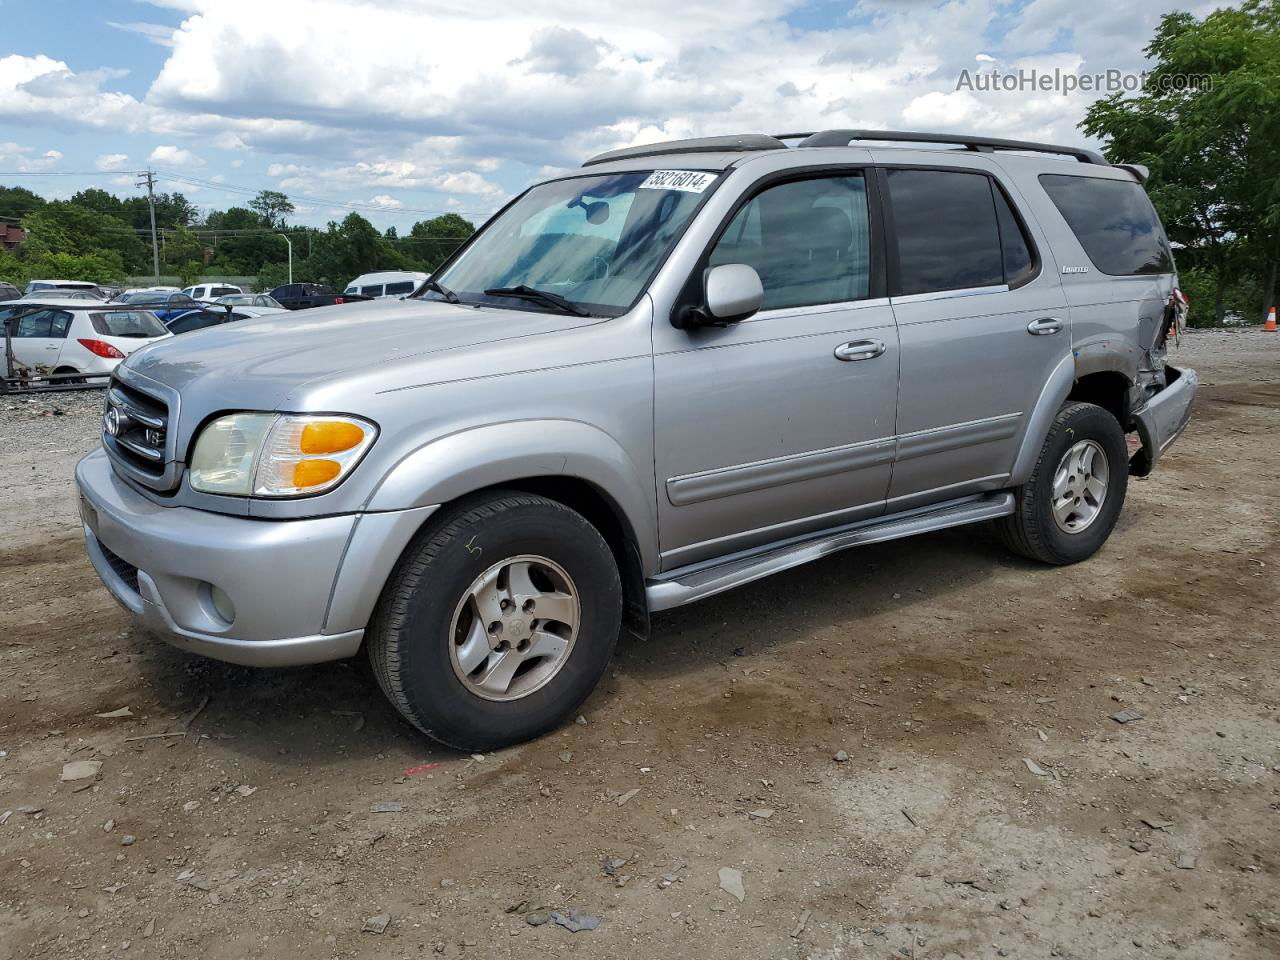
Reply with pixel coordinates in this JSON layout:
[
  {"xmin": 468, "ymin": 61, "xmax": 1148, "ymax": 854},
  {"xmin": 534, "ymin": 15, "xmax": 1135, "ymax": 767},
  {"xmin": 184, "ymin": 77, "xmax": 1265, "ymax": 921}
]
[
  {"xmin": 212, "ymin": 293, "xmax": 284, "ymax": 309},
  {"xmin": 182, "ymin": 282, "xmax": 244, "ymax": 302},
  {"xmin": 343, "ymin": 270, "xmax": 427, "ymax": 299},
  {"xmin": 1, "ymin": 301, "xmax": 171, "ymax": 379},
  {"xmin": 22, "ymin": 279, "xmax": 106, "ymax": 299}
]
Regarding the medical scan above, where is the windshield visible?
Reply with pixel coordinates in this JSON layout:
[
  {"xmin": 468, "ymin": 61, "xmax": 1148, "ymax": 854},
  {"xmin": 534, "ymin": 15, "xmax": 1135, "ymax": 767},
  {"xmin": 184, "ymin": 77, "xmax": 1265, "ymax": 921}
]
[
  {"xmin": 426, "ymin": 169, "xmax": 719, "ymax": 316},
  {"xmin": 91, "ymin": 311, "xmax": 168, "ymax": 338}
]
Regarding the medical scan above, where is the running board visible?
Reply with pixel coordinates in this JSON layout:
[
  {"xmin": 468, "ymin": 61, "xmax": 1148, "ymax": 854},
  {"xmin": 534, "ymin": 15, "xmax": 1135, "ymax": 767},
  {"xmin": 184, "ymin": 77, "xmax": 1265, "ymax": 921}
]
[{"xmin": 646, "ymin": 492, "xmax": 1015, "ymax": 612}]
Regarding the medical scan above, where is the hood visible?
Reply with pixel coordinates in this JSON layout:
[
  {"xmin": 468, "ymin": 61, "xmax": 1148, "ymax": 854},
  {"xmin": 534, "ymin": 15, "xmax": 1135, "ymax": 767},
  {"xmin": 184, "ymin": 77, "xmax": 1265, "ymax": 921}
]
[{"xmin": 122, "ymin": 297, "xmax": 596, "ymax": 413}]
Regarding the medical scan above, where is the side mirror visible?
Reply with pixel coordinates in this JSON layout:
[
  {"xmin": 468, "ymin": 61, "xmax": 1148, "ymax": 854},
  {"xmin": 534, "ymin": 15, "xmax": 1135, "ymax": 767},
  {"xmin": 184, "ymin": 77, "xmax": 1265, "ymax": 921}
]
[{"xmin": 675, "ymin": 263, "xmax": 764, "ymax": 329}]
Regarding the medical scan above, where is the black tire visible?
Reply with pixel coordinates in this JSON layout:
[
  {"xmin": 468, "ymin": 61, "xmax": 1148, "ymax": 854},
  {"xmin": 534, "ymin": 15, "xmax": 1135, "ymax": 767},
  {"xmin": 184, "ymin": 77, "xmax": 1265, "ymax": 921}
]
[
  {"xmin": 367, "ymin": 491, "xmax": 622, "ymax": 751},
  {"xmin": 998, "ymin": 401, "xmax": 1128, "ymax": 565}
]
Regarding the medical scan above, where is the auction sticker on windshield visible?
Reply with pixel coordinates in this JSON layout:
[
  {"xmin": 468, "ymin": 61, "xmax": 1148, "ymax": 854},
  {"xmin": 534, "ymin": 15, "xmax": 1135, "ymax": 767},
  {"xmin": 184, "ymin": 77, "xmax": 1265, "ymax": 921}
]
[{"xmin": 639, "ymin": 170, "xmax": 716, "ymax": 193}]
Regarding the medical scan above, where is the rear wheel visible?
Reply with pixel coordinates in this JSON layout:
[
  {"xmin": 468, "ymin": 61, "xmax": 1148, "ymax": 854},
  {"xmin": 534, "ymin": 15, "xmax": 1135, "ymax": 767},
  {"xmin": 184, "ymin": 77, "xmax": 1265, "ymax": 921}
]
[
  {"xmin": 367, "ymin": 492, "xmax": 622, "ymax": 751},
  {"xmin": 998, "ymin": 402, "xmax": 1128, "ymax": 565},
  {"xmin": 53, "ymin": 366, "xmax": 85, "ymax": 385}
]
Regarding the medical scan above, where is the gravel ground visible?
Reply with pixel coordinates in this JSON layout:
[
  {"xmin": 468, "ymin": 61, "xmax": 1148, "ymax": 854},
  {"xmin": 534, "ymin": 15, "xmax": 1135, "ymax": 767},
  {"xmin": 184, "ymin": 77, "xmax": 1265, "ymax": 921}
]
[{"xmin": 0, "ymin": 328, "xmax": 1277, "ymax": 960}]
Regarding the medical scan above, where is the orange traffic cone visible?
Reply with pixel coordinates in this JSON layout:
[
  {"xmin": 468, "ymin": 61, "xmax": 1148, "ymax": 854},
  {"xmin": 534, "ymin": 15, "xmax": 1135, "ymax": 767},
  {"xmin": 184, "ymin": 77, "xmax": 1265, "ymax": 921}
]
[{"xmin": 1265, "ymin": 306, "xmax": 1278, "ymax": 332}]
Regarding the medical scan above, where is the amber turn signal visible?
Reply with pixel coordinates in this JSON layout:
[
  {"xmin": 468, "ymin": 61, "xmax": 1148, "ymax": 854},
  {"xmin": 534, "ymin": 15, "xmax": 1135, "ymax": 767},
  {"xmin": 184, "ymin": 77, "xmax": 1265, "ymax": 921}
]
[
  {"xmin": 300, "ymin": 420, "xmax": 366, "ymax": 455},
  {"xmin": 292, "ymin": 459, "xmax": 342, "ymax": 488}
]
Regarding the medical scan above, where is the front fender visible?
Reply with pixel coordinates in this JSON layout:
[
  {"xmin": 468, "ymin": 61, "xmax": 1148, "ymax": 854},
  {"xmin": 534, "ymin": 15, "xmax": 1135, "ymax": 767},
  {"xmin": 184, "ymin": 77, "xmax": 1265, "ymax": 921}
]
[{"xmin": 363, "ymin": 418, "xmax": 659, "ymax": 568}]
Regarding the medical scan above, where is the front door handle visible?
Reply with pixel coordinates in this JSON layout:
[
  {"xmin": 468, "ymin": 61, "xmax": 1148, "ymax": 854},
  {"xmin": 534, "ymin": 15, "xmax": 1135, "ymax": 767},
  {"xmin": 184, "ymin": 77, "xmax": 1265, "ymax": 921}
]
[
  {"xmin": 834, "ymin": 339, "xmax": 886, "ymax": 362},
  {"xmin": 1027, "ymin": 317, "xmax": 1063, "ymax": 336}
]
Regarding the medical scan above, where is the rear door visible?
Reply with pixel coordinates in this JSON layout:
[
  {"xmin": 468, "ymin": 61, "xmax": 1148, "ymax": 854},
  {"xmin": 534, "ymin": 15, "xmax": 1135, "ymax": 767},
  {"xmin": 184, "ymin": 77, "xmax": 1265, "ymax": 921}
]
[
  {"xmin": 6, "ymin": 308, "xmax": 67, "ymax": 372},
  {"xmin": 881, "ymin": 164, "xmax": 1069, "ymax": 511},
  {"xmin": 652, "ymin": 169, "xmax": 900, "ymax": 567}
]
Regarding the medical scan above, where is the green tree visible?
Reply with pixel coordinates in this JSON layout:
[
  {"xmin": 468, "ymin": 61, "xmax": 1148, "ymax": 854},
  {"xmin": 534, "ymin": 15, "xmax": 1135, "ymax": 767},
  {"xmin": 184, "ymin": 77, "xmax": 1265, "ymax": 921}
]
[
  {"xmin": 249, "ymin": 190, "xmax": 295, "ymax": 229},
  {"xmin": 303, "ymin": 212, "xmax": 395, "ymax": 286},
  {"xmin": 203, "ymin": 206, "xmax": 285, "ymax": 274},
  {"xmin": 0, "ymin": 185, "xmax": 47, "ymax": 220},
  {"xmin": 70, "ymin": 187, "xmax": 126, "ymax": 220},
  {"xmin": 162, "ymin": 224, "xmax": 204, "ymax": 272},
  {"xmin": 177, "ymin": 259, "xmax": 203, "ymax": 288},
  {"xmin": 407, "ymin": 213, "xmax": 474, "ymax": 271},
  {"xmin": 119, "ymin": 191, "xmax": 197, "ymax": 232},
  {"xmin": 256, "ymin": 260, "xmax": 291, "ymax": 293},
  {"xmin": 21, "ymin": 202, "xmax": 149, "ymax": 274},
  {"xmin": 0, "ymin": 248, "xmax": 125, "ymax": 286},
  {"xmin": 1083, "ymin": 1, "xmax": 1280, "ymax": 324}
]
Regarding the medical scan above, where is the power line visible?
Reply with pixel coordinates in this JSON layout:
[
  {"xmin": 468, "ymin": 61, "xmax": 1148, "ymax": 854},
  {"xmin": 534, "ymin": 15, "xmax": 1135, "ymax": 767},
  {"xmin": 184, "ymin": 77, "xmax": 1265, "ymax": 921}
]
[
  {"xmin": 154, "ymin": 169, "xmax": 494, "ymax": 219},
  {"xmin": 3, "ymin": 167, "xmax": 496, "ymax": 220},
  {"xmin": 0, "ymin": 170, "xmax": 141, "ymax": 177}
]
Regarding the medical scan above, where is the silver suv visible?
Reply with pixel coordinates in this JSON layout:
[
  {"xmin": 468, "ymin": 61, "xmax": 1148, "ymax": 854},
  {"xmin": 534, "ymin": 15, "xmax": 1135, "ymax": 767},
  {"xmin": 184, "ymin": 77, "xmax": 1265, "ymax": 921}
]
[{"xmin": 76, "ymin": 129, "xmax": 1198, "ymax": 750}]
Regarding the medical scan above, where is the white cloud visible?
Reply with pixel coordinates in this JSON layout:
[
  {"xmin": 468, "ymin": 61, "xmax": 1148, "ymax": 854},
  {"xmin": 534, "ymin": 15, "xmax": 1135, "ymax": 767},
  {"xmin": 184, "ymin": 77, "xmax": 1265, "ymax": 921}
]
[
  {"xmin": 148, "ymin": 143, "xmax": 204, "ymax": 166},
  {"xmin": 0, "ymin": 54, "xmax": 144, "ymax": 130},
  {"xmin": 0, "ymin": 0, "xmax": 1237, "ymax": 227},
  {"xmin": 95, "ymin": 152, "xmax": 130, "ymax": 171},
  {"xmin": 368, "ymin": 194, "xmax": 402, "ymax": 209},
  {"xmin": 0, "ymin": 141, "xmax": 63, "ymax": 171},
  {"xmin": 107, "ymin": 21, "xmax": 178, "ymax": 48}
]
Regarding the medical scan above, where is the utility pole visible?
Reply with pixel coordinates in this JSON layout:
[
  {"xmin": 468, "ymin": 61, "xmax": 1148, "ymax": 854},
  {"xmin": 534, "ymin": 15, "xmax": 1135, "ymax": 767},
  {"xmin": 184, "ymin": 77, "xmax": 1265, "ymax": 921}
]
[
  {"xmin": 136, "ymin": 170, "xmax": 160, "ymax": 282},
  {"xmin": 281, "ymin": 234, "xmax": 293, "ymax": 284}
]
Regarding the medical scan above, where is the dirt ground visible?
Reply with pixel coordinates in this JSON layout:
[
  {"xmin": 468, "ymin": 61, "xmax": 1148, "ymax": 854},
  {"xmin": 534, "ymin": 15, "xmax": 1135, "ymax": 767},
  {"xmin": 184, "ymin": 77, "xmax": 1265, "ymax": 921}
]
[{"xmin": 1, "ymin": 329, "xmax": 1277, "ymax": 960}]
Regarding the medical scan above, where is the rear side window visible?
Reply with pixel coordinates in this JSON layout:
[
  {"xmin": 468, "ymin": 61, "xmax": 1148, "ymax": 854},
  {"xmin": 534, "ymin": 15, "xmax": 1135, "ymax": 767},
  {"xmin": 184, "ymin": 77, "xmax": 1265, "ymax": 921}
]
[
  {"xmin": 887, "ymin": 169, "xmax": 1004, "ymax": 295},
  {"xmin": 709, "ymin": 174, "xmax": 873, "ymax": 310},
  {"xmin": 211, "ymin": 287, "xmax": 238, "ymax": 297},
  {"xmin": 1039, "ymin": 175, "xmax": 1174, "ymax": 276},
  {"xmin": 362, "ymin": 284, "xmax": 385, "ymax": 297},
  {"xmin": 167, "ymin": 311, "xmax": 222, "ymax": 334},
  {"xmin": 91, "ymin": 311, "xmax": 168, "ymax": 338},
  {"xmin": 384, "ymin": 281, "xmax": 414, "ymax": 296}
]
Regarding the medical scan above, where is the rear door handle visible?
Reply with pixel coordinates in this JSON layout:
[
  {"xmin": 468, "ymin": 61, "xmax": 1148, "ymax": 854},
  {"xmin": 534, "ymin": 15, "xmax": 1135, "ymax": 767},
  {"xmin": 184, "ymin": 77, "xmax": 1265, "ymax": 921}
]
[
  {"xmin": 834, "ymin": 339, "xmax": 886, "ymax": 362},
  {"xmin": 1027, "ymin": 317, "xmax": 1063, "ymax": 336}
]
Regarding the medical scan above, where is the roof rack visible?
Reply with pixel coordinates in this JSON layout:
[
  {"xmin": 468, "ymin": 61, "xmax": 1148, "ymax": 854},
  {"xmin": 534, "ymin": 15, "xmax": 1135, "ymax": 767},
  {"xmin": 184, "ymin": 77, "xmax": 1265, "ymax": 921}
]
[
  {"xmin": 787, "ymin": 129, "xmax": 1106, "ymax": 165},
  {"xmin": 578, "ymin": 129, "xmax": 1110, "ymax": 170},
  {"xmin": 581, "ymin": 134, "xmax": 787, "ymax": 167}
]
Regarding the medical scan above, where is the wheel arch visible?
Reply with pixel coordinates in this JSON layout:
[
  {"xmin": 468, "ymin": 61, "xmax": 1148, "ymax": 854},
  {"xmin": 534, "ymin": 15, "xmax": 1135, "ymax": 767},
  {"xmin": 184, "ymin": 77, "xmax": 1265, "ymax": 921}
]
[
  {"xmin": 1010, "ymin": 356, "xmax": 1139, "ymax": 487},
  {"xmin": 354, "ymin": 420, "xmax": 658, "ymax": 639}
]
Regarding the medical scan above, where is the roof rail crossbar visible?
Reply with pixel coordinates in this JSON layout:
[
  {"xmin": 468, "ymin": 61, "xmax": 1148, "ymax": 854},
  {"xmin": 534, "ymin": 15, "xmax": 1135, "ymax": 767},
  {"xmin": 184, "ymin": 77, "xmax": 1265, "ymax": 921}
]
[
  {"xmin": 582, "ymin": 134, "xmax": 788, "ymax": 167},
  {"xmin": 795, "ymin": 129, "xmax": 1107, "ymax": 165}
]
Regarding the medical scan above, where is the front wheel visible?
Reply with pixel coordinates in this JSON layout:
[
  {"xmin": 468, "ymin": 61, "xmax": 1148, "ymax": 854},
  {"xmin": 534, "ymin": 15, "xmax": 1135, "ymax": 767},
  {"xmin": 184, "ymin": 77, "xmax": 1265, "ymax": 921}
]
[
  {"xmin": 998, "ymin": 401, "xmax": 1128, "ymax": 565},
  {"xmin": 367, "ymin": 492, "xmax": 622, "ymax": 751}
]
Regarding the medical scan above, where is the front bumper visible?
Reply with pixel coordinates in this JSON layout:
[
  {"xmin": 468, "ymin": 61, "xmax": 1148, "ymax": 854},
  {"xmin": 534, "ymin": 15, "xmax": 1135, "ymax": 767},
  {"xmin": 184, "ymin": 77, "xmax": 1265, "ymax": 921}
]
[
  {"xmin": 75, "ymin": 448, "xmax": 435, "ymax": 668},
  {"xmin": 1131, "ymin": 364, "xmax": 1199, "ymax": 475}
]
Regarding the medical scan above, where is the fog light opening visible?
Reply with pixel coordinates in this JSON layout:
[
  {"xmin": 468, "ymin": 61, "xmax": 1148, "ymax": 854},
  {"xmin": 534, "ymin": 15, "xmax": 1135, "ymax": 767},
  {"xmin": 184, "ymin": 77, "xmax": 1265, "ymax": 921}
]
[{"xmin": 204, "ymin": 583, "xmax": 236, "ymax": 626}]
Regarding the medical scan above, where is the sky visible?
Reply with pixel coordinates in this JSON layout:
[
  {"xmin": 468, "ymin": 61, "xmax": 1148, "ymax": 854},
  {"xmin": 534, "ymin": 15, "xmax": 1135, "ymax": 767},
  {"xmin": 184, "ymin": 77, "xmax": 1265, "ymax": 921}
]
[{"xmin": 0, "ymin": 0, "xmax": 1225, "ymax": 231}]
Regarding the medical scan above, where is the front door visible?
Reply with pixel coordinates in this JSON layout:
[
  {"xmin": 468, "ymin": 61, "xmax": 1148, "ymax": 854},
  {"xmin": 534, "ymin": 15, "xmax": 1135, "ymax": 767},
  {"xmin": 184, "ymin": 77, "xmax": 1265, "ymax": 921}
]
[
  {"xmin": 652, "ymin": 171, "xmax": 900, "ymax": 569},
  {"xmin": 879, "ymin": 165, "xmax": 1070, "ymax": 511}
]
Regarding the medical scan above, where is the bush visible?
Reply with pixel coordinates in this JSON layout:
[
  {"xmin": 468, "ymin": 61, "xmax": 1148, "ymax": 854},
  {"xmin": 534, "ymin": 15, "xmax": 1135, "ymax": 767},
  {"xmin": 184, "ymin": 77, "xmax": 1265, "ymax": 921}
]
[{"xmin": 0, "ymin": 249, "xmax": 125, "ymax": 287}]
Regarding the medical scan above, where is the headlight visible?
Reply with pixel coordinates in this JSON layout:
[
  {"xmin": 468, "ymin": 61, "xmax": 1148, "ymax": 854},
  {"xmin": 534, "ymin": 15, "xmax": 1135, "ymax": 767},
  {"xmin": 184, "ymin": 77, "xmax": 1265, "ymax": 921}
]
[{"xmin": 189, "ymin": 413, "xmax": 377, "ymax": 497}]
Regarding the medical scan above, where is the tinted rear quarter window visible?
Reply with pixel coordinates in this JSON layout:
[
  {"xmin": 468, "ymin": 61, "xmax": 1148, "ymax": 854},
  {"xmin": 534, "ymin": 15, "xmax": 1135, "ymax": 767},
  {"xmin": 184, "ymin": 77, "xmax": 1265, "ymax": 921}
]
[
  {"xmin": 887, "ymin": 169, "xmax": 1004, "ymax": 295},
  {"xmin": 384, "ymin": 281, "xmax": 415, "ymax": 295},
  {"xmin": 1039, "ymin": 174, "xmax": 1174, "ymax": 276},
  {"xmin": 362, "ymin": 284, "xmax": 385, "ymax": 297}
]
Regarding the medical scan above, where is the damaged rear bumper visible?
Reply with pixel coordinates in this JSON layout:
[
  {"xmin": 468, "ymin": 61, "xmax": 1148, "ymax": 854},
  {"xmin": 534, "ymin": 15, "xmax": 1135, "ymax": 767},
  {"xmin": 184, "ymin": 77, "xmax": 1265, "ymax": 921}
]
[{"xmin": 1130, "ymin": 365, "xmax": 1198, "ymax": 476}]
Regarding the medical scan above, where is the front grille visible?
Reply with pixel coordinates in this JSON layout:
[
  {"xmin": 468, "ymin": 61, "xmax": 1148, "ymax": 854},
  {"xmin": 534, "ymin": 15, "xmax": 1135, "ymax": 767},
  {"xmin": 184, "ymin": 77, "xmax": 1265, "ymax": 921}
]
[
  {"xmin": 103, "ymin": 377, "xmax": 175, "ymax": 490},
  {"xmin": 98, "ymin": 540, "xmax": 140, "ymax": 594}
]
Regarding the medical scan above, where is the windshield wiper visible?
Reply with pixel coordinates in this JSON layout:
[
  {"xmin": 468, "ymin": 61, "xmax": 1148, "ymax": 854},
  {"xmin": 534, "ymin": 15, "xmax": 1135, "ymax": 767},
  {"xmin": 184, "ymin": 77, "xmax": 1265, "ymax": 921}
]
[
  {"xmin": 421, "ymin": 277, "xmax": 460, "ymax": 303},
  {"xmin": 483, "ymin": 285, "xmax": 589, "ymax": 317}
]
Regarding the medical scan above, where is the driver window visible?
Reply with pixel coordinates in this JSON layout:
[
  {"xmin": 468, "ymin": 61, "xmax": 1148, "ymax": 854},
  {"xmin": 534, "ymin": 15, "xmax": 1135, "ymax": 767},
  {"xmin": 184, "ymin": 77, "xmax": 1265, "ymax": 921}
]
[{"xmin": 709, "ymin": 174, "xmax": 871, "ymax": 310}]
